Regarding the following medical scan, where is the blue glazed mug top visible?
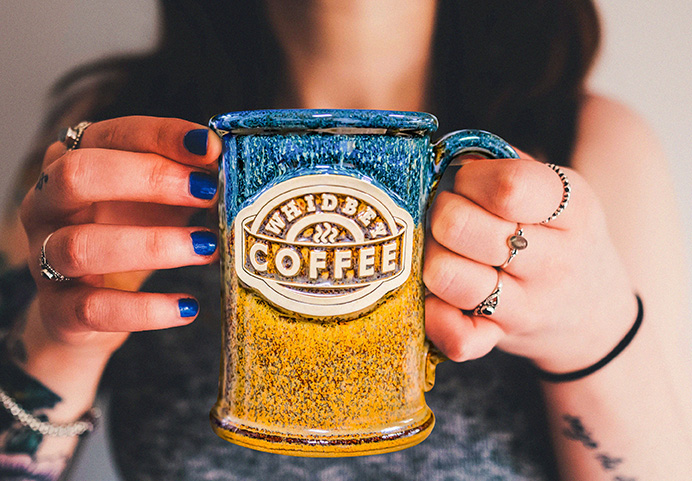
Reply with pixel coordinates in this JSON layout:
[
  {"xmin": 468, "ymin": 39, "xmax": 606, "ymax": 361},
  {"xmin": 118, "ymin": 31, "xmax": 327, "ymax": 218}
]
[{"xmin": 210, "ymin": 108, "xmax": 439, "ymax": 135}]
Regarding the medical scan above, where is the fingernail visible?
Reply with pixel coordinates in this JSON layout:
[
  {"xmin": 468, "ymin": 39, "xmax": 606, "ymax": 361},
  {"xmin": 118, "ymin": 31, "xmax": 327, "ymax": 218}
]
[
  {"xmin": 183, "ymin": 129, "xmax": 208, "ymax": 156},
  {"xmin": 189, "ymin": 172, "xmax": 217, "ymax": 200},
  {"xmin": 178, "ymin": 298, "xmax": 199, "ymax": 318},
  {"xmin": 190, "ymin": 231, "xmax": 217, "ymax": 256}
]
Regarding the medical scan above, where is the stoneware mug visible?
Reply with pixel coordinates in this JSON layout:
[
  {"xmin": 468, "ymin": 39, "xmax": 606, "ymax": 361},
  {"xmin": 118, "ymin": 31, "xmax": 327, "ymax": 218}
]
[{"xmin": 209, "ymin": 109, "xmax": 518, "ymax": 457}]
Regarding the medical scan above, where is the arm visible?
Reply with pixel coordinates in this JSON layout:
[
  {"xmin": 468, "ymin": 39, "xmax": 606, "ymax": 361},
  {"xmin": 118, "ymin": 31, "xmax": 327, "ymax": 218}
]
[
  {"xmin": 0, "ymin": 301, "xmax": 108, "ymax": 480},
  {"xmin": 423, "ymin": 94, "xmax": 692, "ymax": 480},
  {"xmin": 0, "ymin": 116, "xmax": 222, "ymax": 480},
  {"xmin": 542, "ymin": 95, "xmax": 692, "ymax": 480}
]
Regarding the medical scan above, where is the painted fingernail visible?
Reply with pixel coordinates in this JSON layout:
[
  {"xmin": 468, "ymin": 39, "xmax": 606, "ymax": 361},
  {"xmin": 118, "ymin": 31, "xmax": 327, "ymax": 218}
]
[
  {"xmin": 189, "ymin": 172, "xmax": 217, "ymax": 200},
  {"xmin": 178, "ymin": 298, "xmax": 199, "ymax": 318},
  {"xmin": 183, "ymin": 129, "xmax": 208, "ymax": 156},
  {"xmin": 190, "ymin": 231, "xmax": 217, "ymax": 256}
]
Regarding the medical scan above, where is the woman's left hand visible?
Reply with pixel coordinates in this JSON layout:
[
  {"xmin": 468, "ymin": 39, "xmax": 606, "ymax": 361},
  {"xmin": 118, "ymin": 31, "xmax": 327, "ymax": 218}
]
[{"xmin": 423, "ymin": 154, "xmax": 638, "ymax": 373}]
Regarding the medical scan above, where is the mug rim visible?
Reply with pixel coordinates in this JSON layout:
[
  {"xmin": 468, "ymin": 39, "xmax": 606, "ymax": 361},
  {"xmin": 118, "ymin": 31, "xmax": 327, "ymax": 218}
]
[{"xmin": 209, "ymin": 109, "xmax": 439, "ymax": 136}]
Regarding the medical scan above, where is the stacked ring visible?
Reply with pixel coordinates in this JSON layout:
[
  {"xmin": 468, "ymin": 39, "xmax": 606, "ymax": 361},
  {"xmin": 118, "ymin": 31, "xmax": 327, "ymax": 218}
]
[
  {"xmin": 541, "ymin": 163, "xmax": 571, "ymax": 224},
  {"xmin": 39, "ymin": 233, "xmax": 72, "ymax": 282},
  {"xmin": 500, "ymin": 224, "xmax": 528, "ymax": 268},
  {"xmin": 58, "ymin": 121, "xmax": 92, "ymax": 151},
  {"xmin": 473, "ymin": 268, "xmax": 503, "ymax": 317}
]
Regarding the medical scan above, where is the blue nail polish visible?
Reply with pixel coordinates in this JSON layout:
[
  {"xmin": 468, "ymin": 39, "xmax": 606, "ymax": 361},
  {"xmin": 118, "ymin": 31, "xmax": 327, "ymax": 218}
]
[
  {"xmin": 178, "ymin": 298, "xmax": 199, "ymax": 318},
  {"xmin": 184, "ymin": 129, "xmax": 208, "ymax": 155},
  {"xmin": 189, "ymin": 172, "xmax": 217, "ymax": 200},
  {"xmin": 190, "ymin": 231, "xmax": 217, "ymax": 256}
]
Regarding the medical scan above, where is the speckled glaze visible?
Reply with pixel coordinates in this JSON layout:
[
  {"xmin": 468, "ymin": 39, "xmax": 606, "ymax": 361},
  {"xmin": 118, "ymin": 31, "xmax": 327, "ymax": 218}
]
[{"xmin": 209, "ymin": 109, "xmax": 518, "ymax": 457}]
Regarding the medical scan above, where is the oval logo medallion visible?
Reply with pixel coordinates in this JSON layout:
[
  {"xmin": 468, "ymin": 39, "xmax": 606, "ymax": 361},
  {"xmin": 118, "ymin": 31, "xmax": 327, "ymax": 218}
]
[{"xmin": 234, "ymin": 174, "xmax": 414, "ymax": 317}]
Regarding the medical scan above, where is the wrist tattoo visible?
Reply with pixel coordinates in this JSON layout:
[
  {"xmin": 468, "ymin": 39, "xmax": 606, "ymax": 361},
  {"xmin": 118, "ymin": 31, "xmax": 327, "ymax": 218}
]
[
  {"xmin": 562, "ymin": 414, "xmax": 598, "ymax": 449},
  {"xmin": 0, "ymin": 340, "xmax": 69, "ymax": 480},
  {"xmin": 35, "ymin": 172, "xmax": 48, "ymax": 191},
  {"xmin": 561, "ymin": 414, "xmax": 637, "ymax": 481},
  {"xmin": 596, "ymin": 453, "xmax": 623, "ymax": 471}
]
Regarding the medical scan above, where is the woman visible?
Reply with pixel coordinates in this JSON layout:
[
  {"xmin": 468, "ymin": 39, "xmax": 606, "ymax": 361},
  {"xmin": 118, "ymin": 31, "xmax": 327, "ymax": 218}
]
[{"xmin": 1, "ymin": 0, "xmax": 691, "ymax": 479}]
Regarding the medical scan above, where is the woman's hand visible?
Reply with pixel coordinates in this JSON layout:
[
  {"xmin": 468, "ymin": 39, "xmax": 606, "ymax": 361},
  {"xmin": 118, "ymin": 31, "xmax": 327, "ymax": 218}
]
[
  {"xmin": 19, "ymin": 116, "xmax": 222, "ymax": 355},
  {"xmin": 424, "ymin": 155, "xmax": 638, "ymax": 373}
]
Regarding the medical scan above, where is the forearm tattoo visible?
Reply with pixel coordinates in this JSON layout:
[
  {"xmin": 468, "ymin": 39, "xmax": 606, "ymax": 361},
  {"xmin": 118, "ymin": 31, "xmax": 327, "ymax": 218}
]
[
  {"xmin": 0, "ymin": 340, "xmax": 70, "ymax": 481},
  {"xmin": 562, "ymin": 414, "xmax": 637, "ymax": 480}
]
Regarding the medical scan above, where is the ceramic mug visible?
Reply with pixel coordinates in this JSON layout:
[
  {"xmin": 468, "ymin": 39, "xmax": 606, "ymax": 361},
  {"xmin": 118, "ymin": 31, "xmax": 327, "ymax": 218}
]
[{"xmin": 209, "ymin": 109, "xmax": 518, "ymax": 457}]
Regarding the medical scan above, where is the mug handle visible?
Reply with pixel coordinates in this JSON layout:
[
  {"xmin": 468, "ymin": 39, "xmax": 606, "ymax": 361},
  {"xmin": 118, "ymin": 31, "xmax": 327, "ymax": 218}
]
[
  {"xmin": 423, "ymin": 129, "xmax": 519, "ymax": 392},
  {"xmin": 429, "ymin": 129, "xmax": 520, "ymax": 202}
]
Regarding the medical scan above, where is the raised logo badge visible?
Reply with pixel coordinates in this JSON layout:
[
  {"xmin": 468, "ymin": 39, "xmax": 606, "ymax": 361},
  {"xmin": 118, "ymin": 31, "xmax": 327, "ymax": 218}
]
[{"xmin": 234, "ymin": 174, "xmax": 414, "ymax": 317}]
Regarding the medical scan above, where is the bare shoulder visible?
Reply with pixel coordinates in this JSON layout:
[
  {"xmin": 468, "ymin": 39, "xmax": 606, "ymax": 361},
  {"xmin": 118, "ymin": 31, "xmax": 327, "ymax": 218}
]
[
  {"xmin": 571, "ymin": 93, "xmax": 663, "ymax": 184},
  {"xmin": 570, "ymin": 94, "xmax": 679, "ymax": 244},
  {"xmin": 572, "ymin": 91, "xmax": 690, "ymax": 332},
  {"xmin": 571, "ymin": 93, "xmax": 679, "ymax": 229}
]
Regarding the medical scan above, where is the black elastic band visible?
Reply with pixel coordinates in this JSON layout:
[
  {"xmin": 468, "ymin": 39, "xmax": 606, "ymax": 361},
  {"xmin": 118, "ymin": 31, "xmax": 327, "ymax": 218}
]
[{"xmin": 533, "ymin": 294, "xmax": 644, "ymax": 383}]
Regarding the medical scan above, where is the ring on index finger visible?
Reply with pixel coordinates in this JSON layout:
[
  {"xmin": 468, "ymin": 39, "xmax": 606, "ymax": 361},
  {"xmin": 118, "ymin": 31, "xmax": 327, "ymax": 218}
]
[
  {"xmin": 39, "ymin": 232, "xmax": 72, "ymax": 282},
  {"xmin": 540, "ymin": 163, "xmax": 571, "ymax": 224},
  {"xmin": 58, "ymin": 121, "xmax": 92, "ymax": 151}
]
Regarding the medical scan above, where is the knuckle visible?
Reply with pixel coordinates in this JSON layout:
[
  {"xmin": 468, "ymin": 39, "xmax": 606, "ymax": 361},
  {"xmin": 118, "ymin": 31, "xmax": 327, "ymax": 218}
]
[
  {"xmin": 44, "ymin": 141, "xmax": 66, "ymax": 165},
  {"xmin": 141, "ymin": 296, "xmax": 159, "ymax": 323},
  {"xmin": 431, "ymin": 192, "xmax": 470, "ymax": 249},
  {"xmin": 56, "ymin": 151, "xmax": 88, "ymax": 200},
  {"xmin": 143, "ymin": 229, "xmax": 167, "ymax": 259},
  {"xmin": 92, "ymin": 118, "xmax": 119, "ymax": 147},
  {"xmin": 492, "ymin": 163, "xmax": 527, "ymax": 216},
  {"xmin": 423, "ymin": 254, "xmax": 457, "ymax": 300},
  {"xmin": 62, "ymin": 228, "xmax": 91, "ymax": 273},
  {"xmin": 146, "ymin": 160, "xmax": 169, "ymax": 193},
  {"xmin": 72, "ymin": 290, "xmax": 101, "ymax": 330},
  {"xmin": 443, "ymin": 336, "xmax": 471, "ymax": 363},
  {"xmin": 155, "ymin": 121, "xmax": 170, "ymax": 153}
]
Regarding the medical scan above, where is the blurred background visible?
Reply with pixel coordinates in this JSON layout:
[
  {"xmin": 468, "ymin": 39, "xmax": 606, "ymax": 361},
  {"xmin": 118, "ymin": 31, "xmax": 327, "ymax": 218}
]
[{"xmin": 1, "ymin": 1, "xmax": 691, "ymax": 480}]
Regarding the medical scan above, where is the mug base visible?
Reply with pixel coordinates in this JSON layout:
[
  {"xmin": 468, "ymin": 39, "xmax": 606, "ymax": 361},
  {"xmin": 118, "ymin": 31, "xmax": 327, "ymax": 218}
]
[{"xmin": 209, "ymin": 409, "xmax": 435, "ymax": 457}]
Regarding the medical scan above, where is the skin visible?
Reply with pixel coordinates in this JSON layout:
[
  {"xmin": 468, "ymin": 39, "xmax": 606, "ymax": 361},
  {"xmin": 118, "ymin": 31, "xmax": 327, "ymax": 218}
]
[{"xmin": 2, "ymin": 0, "xmax": 691, "ymax": 479}]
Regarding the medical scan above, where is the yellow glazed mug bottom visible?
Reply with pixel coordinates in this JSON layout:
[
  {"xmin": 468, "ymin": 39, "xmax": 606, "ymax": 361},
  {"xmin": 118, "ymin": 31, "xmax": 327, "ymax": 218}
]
[{"xmin": 210, "ymin": 408, "xmax": 435, "ymax": 457}]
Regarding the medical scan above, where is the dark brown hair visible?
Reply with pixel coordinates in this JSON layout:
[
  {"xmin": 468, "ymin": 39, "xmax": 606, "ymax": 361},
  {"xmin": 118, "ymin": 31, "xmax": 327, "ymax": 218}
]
[{"xmin": 48, "ymin": 0, "xmax": 600, "ymax": 166}]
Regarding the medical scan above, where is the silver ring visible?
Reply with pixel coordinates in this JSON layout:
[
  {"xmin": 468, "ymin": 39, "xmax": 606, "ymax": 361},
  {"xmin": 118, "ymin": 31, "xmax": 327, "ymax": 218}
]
[
  {"xmin": 58, "ymin": 121, "xmax": 92, "ymax": 151},
  {"xmin": 541, "ymin": 163, "xmax": 571, "ymax": 224},
  {"xmin": 473, "ymin": 268, "xmax": 503, "ymax": 316},
  {"xmin": 500, "ymin": 223, "xmax": 528, "ymax": 268},
  {"xmin": 39, "ymin": 233, "xmax": 72, "ymax": 282}
]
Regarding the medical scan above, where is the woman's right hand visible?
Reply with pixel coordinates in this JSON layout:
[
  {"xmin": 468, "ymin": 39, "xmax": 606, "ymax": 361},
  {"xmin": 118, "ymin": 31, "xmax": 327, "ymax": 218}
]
[{"xmin": 19, "ymin": 116, "xmax": 222, "ymax": 356}]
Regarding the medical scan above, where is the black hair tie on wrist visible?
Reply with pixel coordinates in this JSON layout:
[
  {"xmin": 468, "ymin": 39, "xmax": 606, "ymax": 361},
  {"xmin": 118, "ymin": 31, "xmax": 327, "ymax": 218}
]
[{"xmin": 532, "ymin": 294, "xmax": 644, "ymax": 383}]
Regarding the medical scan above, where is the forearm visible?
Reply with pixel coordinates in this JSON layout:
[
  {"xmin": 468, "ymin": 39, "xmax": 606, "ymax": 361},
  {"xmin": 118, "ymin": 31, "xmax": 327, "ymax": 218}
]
[
  {"xmin": 1, "ymin": 300, "xmax": 110, "ymax": 480},
  {"xmin": 542, "ymin": 314, "xmax": 692, "ymax": 480}
]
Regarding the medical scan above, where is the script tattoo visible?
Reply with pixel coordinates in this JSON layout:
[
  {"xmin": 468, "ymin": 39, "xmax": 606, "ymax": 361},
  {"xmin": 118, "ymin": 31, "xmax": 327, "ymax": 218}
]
[
  {"xmin": 562, "ymin": 415, "xmax": 598, "ymax": 449},
  {"xmin": 561, "ymin": 414, "xmax": 637, "ymax": 481},
  {"xmin": 35, "ymin": 172, "xmax": 48, "ymax": 191},
  {"xmin": 597, "ymin": 453, "xmax": 624, "ymax": 471}
]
